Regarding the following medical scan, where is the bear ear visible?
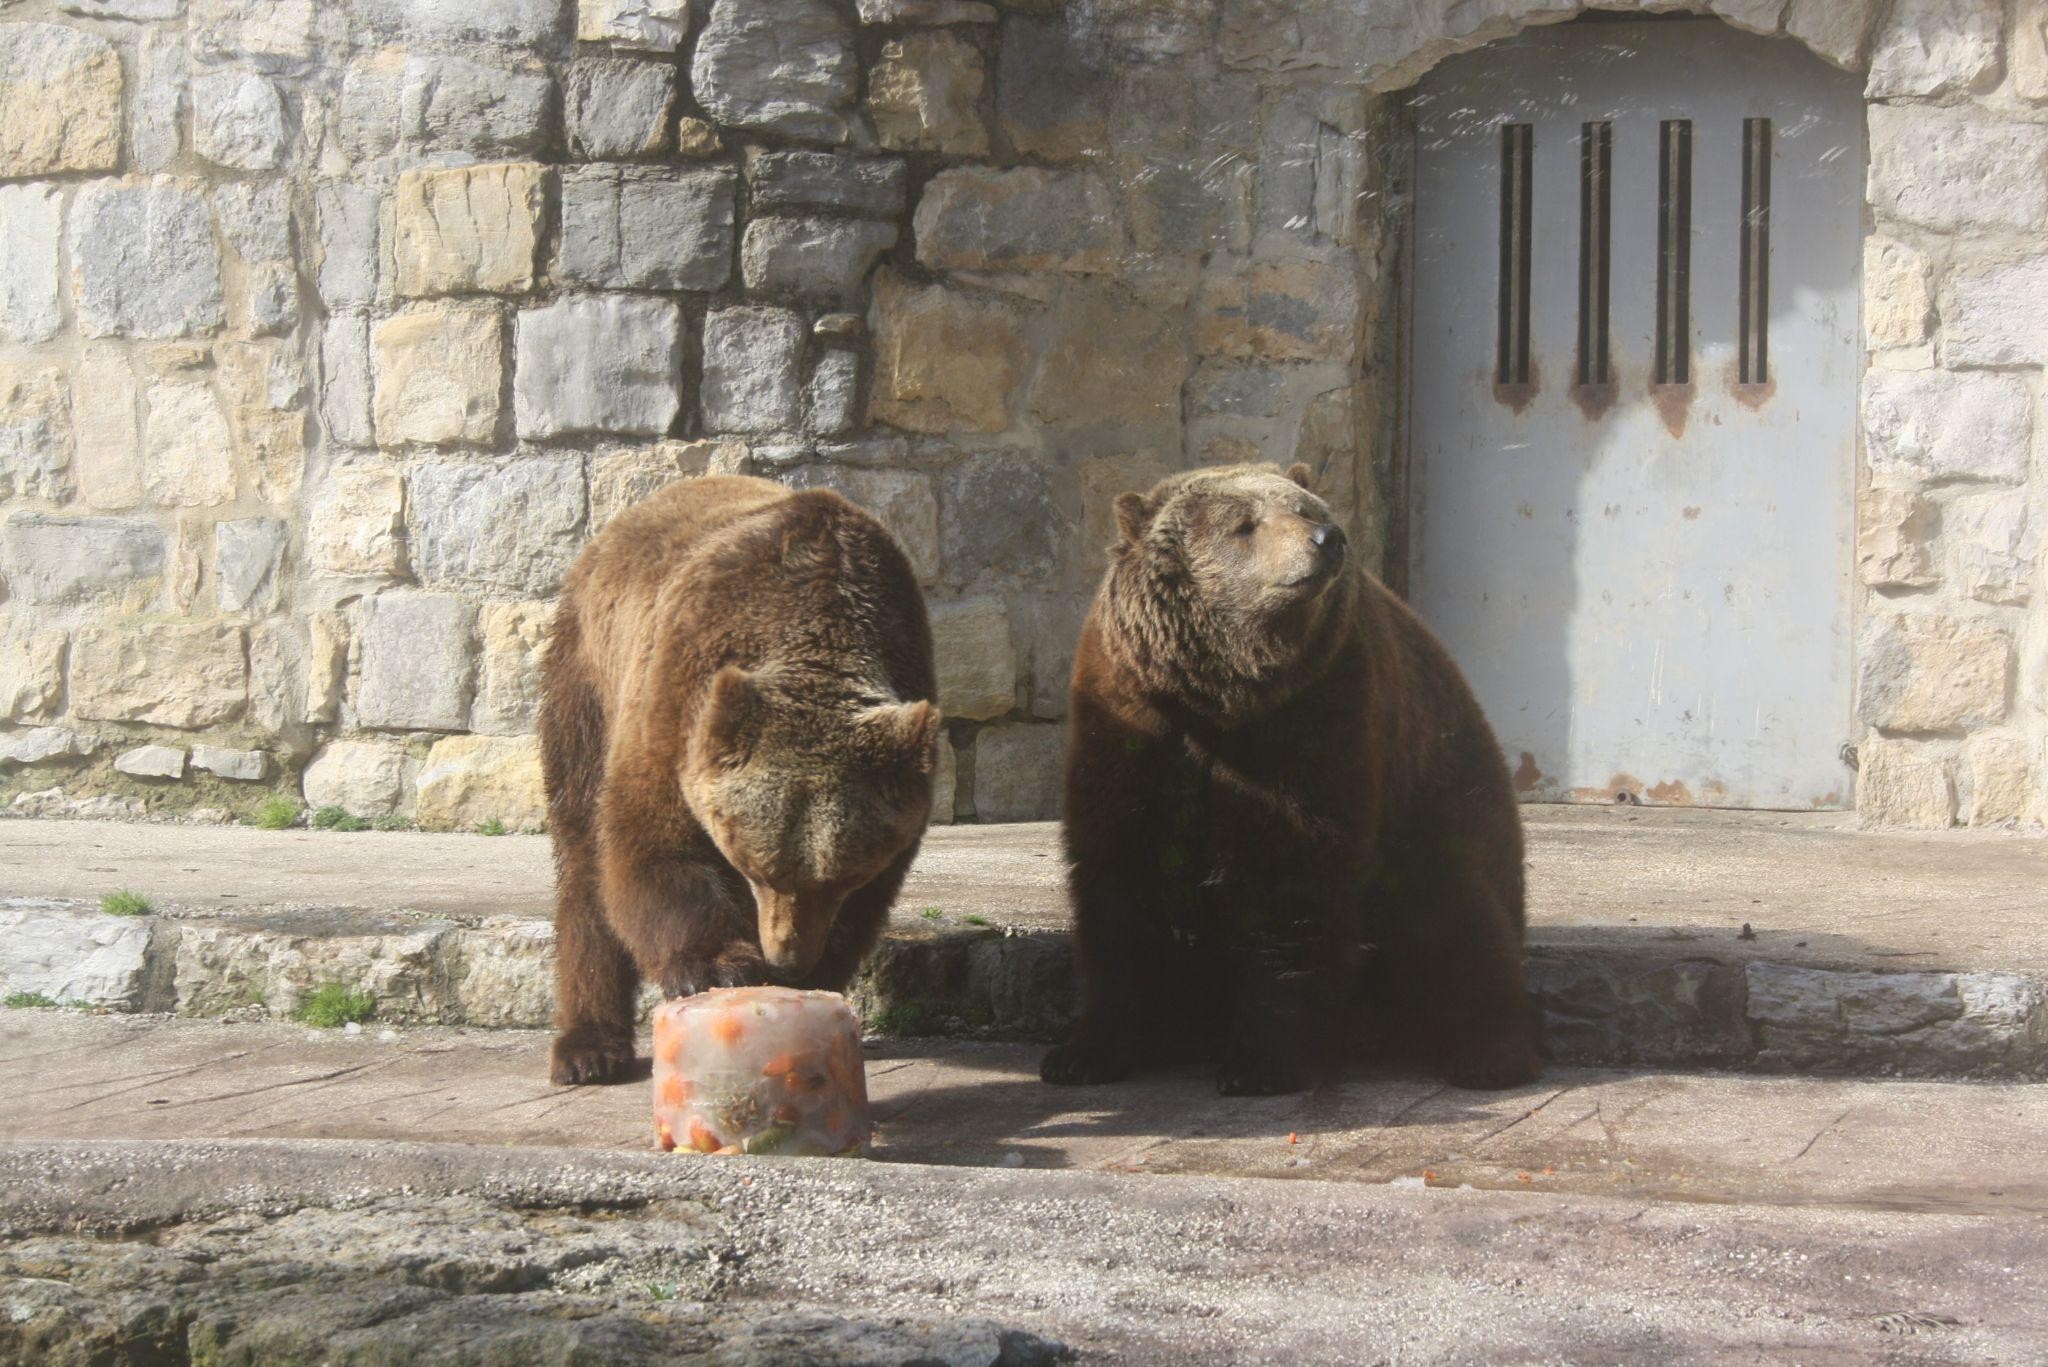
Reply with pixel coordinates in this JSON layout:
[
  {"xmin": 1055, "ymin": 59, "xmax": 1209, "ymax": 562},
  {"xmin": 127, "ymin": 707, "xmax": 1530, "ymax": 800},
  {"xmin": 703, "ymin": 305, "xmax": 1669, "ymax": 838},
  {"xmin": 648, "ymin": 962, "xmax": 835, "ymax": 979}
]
[
  {"xmin": 698, "ymin": 666, "xmax": 767, "ymax": 769},
  {"xmin": 1286, "ymin": 462, "xmax": 1314, "ymax": 490},
  {"xmin": 863, "ymin": 699, "xmax": 942, "ymax": 773},
  {"xmin": 1113, "ymin": 491, "xmax": 1158, "ymax": 544}
]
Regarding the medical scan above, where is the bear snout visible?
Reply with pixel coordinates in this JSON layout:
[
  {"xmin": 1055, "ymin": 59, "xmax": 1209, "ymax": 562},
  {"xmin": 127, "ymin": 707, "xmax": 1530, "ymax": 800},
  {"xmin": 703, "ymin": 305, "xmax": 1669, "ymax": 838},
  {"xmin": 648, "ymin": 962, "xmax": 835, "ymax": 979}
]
[
  {"xmin": 1310, "ymin": 521, "xmax": 1347, "ymax": 567},
  {"xmin": 754, "ymin": 885, "xmax": 838, "ymax": 977}
]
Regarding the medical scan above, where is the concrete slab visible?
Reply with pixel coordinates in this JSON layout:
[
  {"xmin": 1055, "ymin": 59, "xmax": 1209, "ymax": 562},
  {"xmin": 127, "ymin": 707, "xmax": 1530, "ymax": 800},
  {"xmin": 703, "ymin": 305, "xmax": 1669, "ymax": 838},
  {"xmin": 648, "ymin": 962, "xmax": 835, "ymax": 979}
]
[{"xmin": 5, "ymin": 1011, "xmax": 2045, "ymax": 1218}]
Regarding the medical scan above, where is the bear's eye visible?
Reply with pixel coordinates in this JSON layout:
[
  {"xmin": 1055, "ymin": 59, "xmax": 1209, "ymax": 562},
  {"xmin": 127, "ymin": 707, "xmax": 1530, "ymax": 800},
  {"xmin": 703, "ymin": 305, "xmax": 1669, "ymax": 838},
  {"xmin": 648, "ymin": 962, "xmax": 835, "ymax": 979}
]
[{"xmin": 1232, "ymin": 518, "xmax": 1257, "ymax": 538}]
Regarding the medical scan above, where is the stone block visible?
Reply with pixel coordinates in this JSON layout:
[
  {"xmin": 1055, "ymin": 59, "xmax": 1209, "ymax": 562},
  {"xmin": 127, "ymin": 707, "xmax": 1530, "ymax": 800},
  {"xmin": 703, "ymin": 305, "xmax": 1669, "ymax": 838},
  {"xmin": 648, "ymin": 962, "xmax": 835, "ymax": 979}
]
[
  {"xmin": 1867, "ymin": 105, "xmax": 2048, "ymax": 234},
  {"xmin": 214, "ymin": 184, "xmax": 291, "ymax": 267},
  {"xmin": 340, "ymin": 50, "xmax": 554, "ymax": 162},
  {"xmin": 0, "ymin": 727, "xmax": 96, "ymax": 765},
  {"xmin": 870, "ymin": 31, "xmax": 989, "ymax": 156},
  {"xmin": 915, "ymin": 168, "xmax": 1122, "ymax": 273},
  {"xmin": 305, "ymin": 611, "xmax": 346, "ymax": 725},
  {"xmin": 372, "ymin": 305, "xmax": 505, "ymax": 448},
  {"xmin": 1946, "ymin": 491, "xmax": 2036, "ymax": 607},
  {"xmin": 930, "ymin": 597, "xmax": 1015, "ymax": 721},
  {"xmin": 806, "ymin": 350, "xmax": 860, "ymax": 437},
  {"xmin": 321, "ymin": 314, "xmax": 373, "ymax": 448},
  {"xmin": 393, "ymin": 163, "xmax": 545, "ymax": 298},
  {"xmin": 741, "ymin": 217, "xmax": 897, "ymax": 303},
  {"xmin": 307, "ymin": 461, "xmax": 405, "ymax": 577},
  {"xmin": 315, "ymin": 180, "xmax": 385, "ymax": 311},
  {"xmin": 1032, "ymin": 282, "xmax": 1187, "ymax": 431},
  {"xmin": 1964, "ymin": 732, "xmax": 2032, "ymax": 826},
  {"xmin": 514, "ymin": 296, "xmax": 681, "ymax": 438},
  {"xmin": 245, "ymin": 618, "xmax": 308, "ymax": 744},
  {"xmin": 941, "ymin": 451, "xmax": 1057, "ymax": 585},
  {"xmin": 1856, "ymin": 485, "xmax": 1938, "ymax": 591},
  {"xmin": 0, "ymin": 22, "xmax": 121, "ymax": 177},
  {"xmin": 1865, "ymin": 0, "xmax": 2001, "ymax": 98},
  {"xmin": 114, "ymin": 744, "xmax": 186, "ymax": 779},
  {"xmin": 587, "ymin": 439, "xmax": 747, "ymax": 529},
  {"xmin": 71, "ymin": 178, "xmax": 225, "ymax": 340},
  {"xmin": 1856, "ymin": 736, "xmax": 1955, "ymax": 828},
  {"xmin": 354, "ymin": 0, "xmax": 564, "ymax": 45},
  {"xmin": 215, "ymin": 516, "xmax": 287, "ymax": 614},
  {"xmin": 356, "ymin": 591, "xmax": 476, "ymax": 733},
  {"xmin": 579, "ymin": 0, "xmax": 688, "ymax": 48},
  {"xmin": 1784, "ymin": 0, "xmax": 1879, "ymax": 68},
  {"xmin": 1198, "ymin": 260, "xmax": 1361, "ymax": 364},
  {"xmin": 474, "ymin": 601, "xmax": 551, "ymax": 736},
  {"xmin": 71, "ymin": 622, "xmax": 247, "ymax": 728},
  {"xmin": 190, "ymin": 0, "xmax": 315, "ymax": 62},
  {"xmin": 244, "ymin": 262, "xmax": 299, "ymax": 337},
  {"xmin": 565, "ymin": 56, "xmax": 677, "ymax": 159},
  {"xmin": 0, "ymin": 363, "xmax": 71, "ymax": 503},
  {"xmin": 856, "ymin": 0, "xmax": 996, "ymax": 20},
  {"xmin": 0, "ymin": 513, "xmax": 165, "ymax": 605},
  {"xmin": 1862, "ymin": 238, "xmax": 1929, "ymax": 350},
  {"xmin": 1941, "ymin": 257, "xmax": 2048, "ymax": 368},
  {"xmin": 302, "ymin": 739, "xmax": 416, "ymax": 818},
  {"xmin": 1862, "ymin": 369, "xmax": 2030, "ymax": 485},
  {"xmin": 407, "ymin": 455, "xmax": 586, "ymax": 597},
  {"xmin": 143, "ymin": 378, "xmax": 236, "ymax": 507},
  {"xmin": 131, "ymin": 28, "xmax": 183, "ymax": 172},
  {"xmin": 701, "ymin": 305, "xmax": 807, "ymax": 435},
  {"xmin": 192, "ymin": 745, "xmax": 267, "ymax": 781},
  {"xmin": 0, "ymin": 185, "xmax": 61, "ymax": 345},
  {"xmin": 931, "ymin": 732, "xmax": 958, "ymax": 824},
  {"xmin": 0, "ymin": 616, "xmax": 65, "ymax": 722},
  {"xmin": 996, "ymin": 14, "xmax": 1108, "ymax": 161},
  {"xmin": 869, "ymin": 271, "xmax": 1025, "ymax": 435},
  {"xmin": 971, "ymin": 722, "xmax": 1063, "ymax": 822},
  {"xmin": 2016, "ymin": 4, "xmax": 2048, "ymax": 102},
  {"xmin": 746, "ymin": 149, "xmax": 907, "ymax": 218},
  {"xmin": 556, "ymin": 166, "xmax": 736, "ymax": 292},
  {"xmin": 780, "ymin": 464, "xmax": 938, "ymax": 581},
  {"xmin": 0, "ymin": 902, "xmax": 152, "ymax": 1010},
  {"xmin": 692, "ymin": 0, "xmax": 857, "ymax": 143},
  {"xmin": 415, "ymin": 733, "xmax": 547, "ymax": 831},
  {"xmin": 192, "ymin": 69, "xmax": 286, "ymax": 171},
  {"xmin": 1859, "ymin": 614, "xmax": 2012, "ymax": 733},
  {"xmin": 1080, "ymin": 452, "xmax": 1172, "ymax": 576}
]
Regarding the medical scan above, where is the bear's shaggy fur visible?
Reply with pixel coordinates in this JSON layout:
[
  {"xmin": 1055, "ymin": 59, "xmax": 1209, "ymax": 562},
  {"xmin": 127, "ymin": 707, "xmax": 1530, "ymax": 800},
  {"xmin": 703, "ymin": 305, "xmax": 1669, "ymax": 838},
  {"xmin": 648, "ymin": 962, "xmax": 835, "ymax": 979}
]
[
  {"xmin": 541, "ymin": 475, "xmax": 940, "ymax": 1086},
  {"xmin": 1041, "ymin": 463, "xmax": 1541, "ymax": 1095}
]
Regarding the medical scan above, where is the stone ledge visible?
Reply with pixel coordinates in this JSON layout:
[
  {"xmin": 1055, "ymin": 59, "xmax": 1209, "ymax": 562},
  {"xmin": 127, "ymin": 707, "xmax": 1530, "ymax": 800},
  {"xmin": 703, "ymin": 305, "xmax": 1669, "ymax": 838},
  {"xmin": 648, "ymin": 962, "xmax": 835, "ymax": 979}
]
[{"xmin": 6, "ymin": 898, "xmax": 2043, "ymax": 1080}]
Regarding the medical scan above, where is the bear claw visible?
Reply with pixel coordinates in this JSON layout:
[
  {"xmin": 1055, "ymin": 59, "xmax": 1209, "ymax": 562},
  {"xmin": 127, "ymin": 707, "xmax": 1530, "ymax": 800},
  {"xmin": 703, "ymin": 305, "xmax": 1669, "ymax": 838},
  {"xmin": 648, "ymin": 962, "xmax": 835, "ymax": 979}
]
[{"xmin": 549, "ymin": 1031, "xmax": 637, "ymax": 1086}]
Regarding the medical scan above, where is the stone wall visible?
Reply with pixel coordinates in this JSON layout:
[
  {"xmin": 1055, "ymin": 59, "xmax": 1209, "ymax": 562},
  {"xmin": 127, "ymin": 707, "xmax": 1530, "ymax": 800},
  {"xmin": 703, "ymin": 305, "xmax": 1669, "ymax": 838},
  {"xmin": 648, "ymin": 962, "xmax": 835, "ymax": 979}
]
[{"xmin": 0, "ymin": 0, "xmax": 2040, "ymax": 829}]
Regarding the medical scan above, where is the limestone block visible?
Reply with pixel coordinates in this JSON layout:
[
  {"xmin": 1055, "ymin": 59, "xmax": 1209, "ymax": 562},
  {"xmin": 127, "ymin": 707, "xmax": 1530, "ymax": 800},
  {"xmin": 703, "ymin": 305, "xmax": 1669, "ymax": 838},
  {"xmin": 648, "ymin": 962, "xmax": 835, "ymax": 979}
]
[
  {"xmin": 1856, "ymin": 736, "xmax": 1955, "ymax": 828},
  {"xmin": 870, "ymin": 31, "xmax": 989, "ymax": 156},
  {"xmin": 315, "ymin": 180, "xmax": 385, "ymax": 311},
  {"xmin": 305, "ymin": 611, "xmax": 347, "ymax": 725},
  {"xmin": 143, "ymin": 378, "xmax": 236, "ymax": 507},
  {"xmin": 1784, "ymin": 0, "xmax": 1879, "ymax": 68},
  {"xmin": 971, "ymin": 722, "xmax": 1063, "ymax": 822},
  {"xmin": 354, "ymin": 0, "xmax": 564, "ymax": 45},
  {"xmin": 1080, "ymin": 452, "xmax": 1172, "ymax": 575},
  {"xmin": 70, "ymin": 622, "xmax": 247, "ymax": 728},
  {"xmin": 746, "ymin": 149, "xmax": 906, "ymax": 218},
  {"xmin": 1941, "ymin": 257, "xmax": 2048, "ymax": 368},
  {"xmin": 780, "ymin": 464, "xmax": 938, "ymax": 581},
  {"xmin": 579, "ymin": 0, "xmax": 688, "ymax": 48},
  {"xmin": 0, "ymin": 513, "xmax": 165, "ymax": 605},
  {"xmin": 0, "ymin": 902, "xmax": 152, "ymax": 1010},
  {"xmin": 806, "ymin": 350, "xmax": 860, "ymax": 437},
  {"xmin": 1858, "ymin": 614, "xmax": 2012, "ymax": 733},
  {"xmin": 0, "ymin": 616, "xmax": 66, "ymax": 722},
  {"xmin": 473, "ymin": 601, "xmax": 550, "ymax": 736},
  {"xmin": 0, "ymin": 363, "xmax": 71, "ymax": 503},
  {"xmin": 565, "ymin": 56, "xmax": 677, "ymax": 159},
  {"xmin": 869, "ymin": 271, "xmax": 1025, "ymax": 435},
  {"xmin": 302, "ymin": 739, "xmax": 415, "ymax": 818},
  {"xmin": 676, "ymin": 117, "xmax": 723, "ymax": 158},
  {"xmin": 1856, "ymin": 485, "xmax": 1938, "ymax": 591},
  {"xmin": 2015, "ymin": 3, "xmax": 2048, "ymax": 102},
  {"xmin": 192, "ymin": 69, "xmax": 286, "ymax": 171},
  {"xmin": 941, "ymin": 451, "xmax": 1057, "ymax": 585},
  {"xmin": 587, "ymin": 439, "xmax": 747, "ymax": 529},
  {"xmin": 244, "ymin": 263, "xmax": 299, "ymax": 337},
  {"xmin": 1946, "ymin": 491, "xmax": 2036, "ymax": 606},
  {"xmin": 1868, "ymin": 105, "xmax": 2048, "ymax": 234},
  {"xmin": 930, "ymin": 597, "xmax": 1015, "ymax": 721},
  {"xmin": 0, "ymin": 185, "xmax": 61, "ymax": 345},
  {"xmin": 931, "ymin": 732, "xmax": 958, "ymax": 824},
  {"xmin": 0, "ymin": 23, "xmax": 121, "ymax": 177},
  {"xmin": 996, "ymin": 14, "xmax": 1107, "ymax": 161},
  {"xmin": 856, "ymin": 0, "xmax": 996, "ymax": 20},
  {"xmin": 60, "ymin": 0, "xmax": 186, "ymax": 19},
  {"xmin": 1865, "ymin": 0, "xmax": 2002, "ymax": 98},
  {"xmin": 407, "ymin": 455, "xmax": 586, "ymax": 597},
  {"xmin": 192, "ymin": 744, "xmax": 267, "ymax": 781},
  {"xmin": 556, "ymin": 166, "xmax": 736, "ymax": 292},
  {"xmin": 1964, "ymin": 732, "xmax": 2032, "ymax": 825},
  {"xmin": 71, "ymin": 178, "xmax": 225, "ymax": 340},
  {"xmin": 915, "ymin": 168, "xmax": 1122, "ymax": 273},
  {"xmin": 340, "ymin": 50, "xmax": 554, "ymax": 161},
  {"xmin": 190, "ymin": 0, "xmax": 315, "ymax": 62},
  {"xmin": 1198, "ymin": 260, "xmax": 1361, "ymax": 364},
  {"xmin": 115, "ymin": 744, "xmax": 186, "ymax": 779},
  {"xmin": 246, "ymin": 617, "xmax": 308, "ymax": 744},
  {"xmin": 393, "ymin": 163, "xmax": 545, "ymax": 298},
  {"xmin": 1032, "ymin": 282, "xmax": 1187, "ymax": 430},
  {"xmin": 131, "ymin": 28, "xmax": 183, "ymax": 172},
  {"xmin": 513, "ymin": 296, "xmax": 681, "ymax": 438},
  {"xmin": 321, "ymin": 314, "xmax": 374, "ymax": 448},
  {"xmin": 741, "ymin": 217, "xmax": 897, "ymax": 303},
  {"xmin": 1862, "ymin": 369, "xmax": 2030, "ymax": 485},
  {"xmin": 372, "ymin": 305, "xmax": 504, "ymax": 448},
  {"xmin": 356, "ymin": 591, "xmax": 475, "ymax": 733},
  {"xmin": 215, "ymin": 516, "xmax": 287, "ymax": 613},
  {"xmin": 692, "ymin": 0, "xmax": 858, "ymax": 143},
  {"xmin": 0, "ymin": 726, "xmax": 96, "ymax": 765},
  {"xmin": 1862, "ymin": 238, "xmax": 1929, "ymax": 350},
  {"xmin": 307, "ymin": 461, "xmax": 405, "ymax": 577},
  {"xmin": 702, "ymin": 305, "xmax": 807, "ymax": 435},
  {"xmin": 415, "ymin": 733, "xmax": 547, "ymax": 831}
]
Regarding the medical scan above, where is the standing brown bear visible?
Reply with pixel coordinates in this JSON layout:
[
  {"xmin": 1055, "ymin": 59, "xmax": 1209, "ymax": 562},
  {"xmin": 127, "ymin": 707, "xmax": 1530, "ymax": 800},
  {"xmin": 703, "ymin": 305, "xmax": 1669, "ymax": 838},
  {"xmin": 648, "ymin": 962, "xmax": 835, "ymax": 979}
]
[
  {"xmin": 541, "ymin": 475, "xmax": 940, "ymax": 1086},
  {"xmin": 1042, "ymin": 463, "xmax": 1542, "ymax": 1095}
]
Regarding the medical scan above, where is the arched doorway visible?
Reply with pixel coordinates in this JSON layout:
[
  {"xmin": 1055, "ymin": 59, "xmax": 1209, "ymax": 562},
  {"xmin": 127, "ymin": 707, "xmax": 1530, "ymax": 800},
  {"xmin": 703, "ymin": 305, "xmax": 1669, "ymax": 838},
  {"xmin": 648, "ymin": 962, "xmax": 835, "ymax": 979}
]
[{"xmin": 1404, "ymin": 16, "xmax": 1862, "ymax": 810}]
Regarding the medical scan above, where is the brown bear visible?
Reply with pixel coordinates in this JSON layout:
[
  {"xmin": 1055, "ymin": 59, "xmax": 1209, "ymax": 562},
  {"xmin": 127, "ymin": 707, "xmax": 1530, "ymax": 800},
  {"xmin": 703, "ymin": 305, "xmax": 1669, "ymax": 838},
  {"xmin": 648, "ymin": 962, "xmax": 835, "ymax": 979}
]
[
  {"xmin": 1040, "ymin": 462, "xmax": 1542, "ymax": 1096},
  {"xmin": 540, "ymin": 474, "xmax": 940, "ymax": 1086}
]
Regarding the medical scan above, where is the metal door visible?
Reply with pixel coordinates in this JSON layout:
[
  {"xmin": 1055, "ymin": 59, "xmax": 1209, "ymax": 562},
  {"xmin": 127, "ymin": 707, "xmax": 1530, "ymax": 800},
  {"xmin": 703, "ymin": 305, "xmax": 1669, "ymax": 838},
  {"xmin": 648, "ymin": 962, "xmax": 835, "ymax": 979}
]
[{"xmin": 1406, "ymin": 18, "xmax": 1862, "ymax": 809}]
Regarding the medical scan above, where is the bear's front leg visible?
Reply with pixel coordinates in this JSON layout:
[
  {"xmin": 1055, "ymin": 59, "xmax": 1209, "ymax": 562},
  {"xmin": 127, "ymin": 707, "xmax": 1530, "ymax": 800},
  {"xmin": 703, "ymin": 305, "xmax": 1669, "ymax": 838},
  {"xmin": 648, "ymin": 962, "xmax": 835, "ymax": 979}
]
[{"xmin": 1216, "ymin": 891, "xmax": 1348, "ymax": 1096}]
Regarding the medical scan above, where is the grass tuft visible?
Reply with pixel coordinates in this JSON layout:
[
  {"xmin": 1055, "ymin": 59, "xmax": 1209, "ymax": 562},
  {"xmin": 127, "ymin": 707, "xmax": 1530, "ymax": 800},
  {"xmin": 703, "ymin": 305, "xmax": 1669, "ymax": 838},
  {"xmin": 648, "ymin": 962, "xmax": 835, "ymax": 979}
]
[
  {"xmin": 293, "ymin": 983, "xmax": 376, "ymax": 1029},
  {"xmin": 253, "ymin": 797, "xmax": 301, "ymax": 831},
  {"xmin": 475, "ymin": 818, "xmax": 509, "ymax": 837},
  {"xmin": 100, "ymin": 889, "xmax": 152, "ymax": 917},
  {"xmin": 919, "ymin": 906, "xmax": 944, "ymax": 922},
  {"xmin": 5, "ymin": 991, "xmax": 58, "ymax": 1009},
  {"xmin": 373, "ymin": 814, "xmax": 410, "ymax": 832},
  {"xmin": 309, "ymin": 805, "xmax": 347, "ymax": 830},
  {"xmin": 961, "ymin": 914, "xmax": 990, "ymax": 927},
  {"xmin": 867, "ymin": 1001, "xmax": 932, "ymax": 1036}
]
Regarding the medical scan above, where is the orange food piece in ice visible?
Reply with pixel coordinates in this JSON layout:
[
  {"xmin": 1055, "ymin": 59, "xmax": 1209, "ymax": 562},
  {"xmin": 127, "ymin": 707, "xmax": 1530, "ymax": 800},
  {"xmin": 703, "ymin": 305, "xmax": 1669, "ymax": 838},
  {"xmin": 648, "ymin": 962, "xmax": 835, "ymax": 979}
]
[{"xmin": 710, "ymin": 1013, "xmax": 745, "ymax": 1046}]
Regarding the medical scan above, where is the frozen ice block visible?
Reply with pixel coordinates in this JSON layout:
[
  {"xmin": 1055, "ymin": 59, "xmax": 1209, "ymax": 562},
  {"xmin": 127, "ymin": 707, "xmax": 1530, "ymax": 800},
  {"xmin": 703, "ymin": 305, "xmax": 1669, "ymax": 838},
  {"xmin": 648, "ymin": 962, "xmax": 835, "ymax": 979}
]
[{"xmin": 652, "ymin": 986, "xmax": 871, "ymax": 1157}]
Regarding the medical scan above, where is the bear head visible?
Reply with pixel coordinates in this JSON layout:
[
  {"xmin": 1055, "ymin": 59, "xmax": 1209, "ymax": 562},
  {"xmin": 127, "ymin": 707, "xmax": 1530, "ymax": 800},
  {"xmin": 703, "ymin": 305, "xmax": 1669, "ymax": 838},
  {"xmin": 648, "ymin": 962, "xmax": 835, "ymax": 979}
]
[{"xmin": 682, "ymin": 666, "xmax": 940, "ymax": 976}]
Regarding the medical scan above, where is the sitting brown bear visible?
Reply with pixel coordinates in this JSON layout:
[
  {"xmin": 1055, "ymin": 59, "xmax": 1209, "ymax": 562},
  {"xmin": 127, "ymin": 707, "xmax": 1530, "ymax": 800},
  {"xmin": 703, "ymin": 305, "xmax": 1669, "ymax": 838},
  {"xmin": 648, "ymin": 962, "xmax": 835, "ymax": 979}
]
[
  {"xmin": 540, "ymin": 475, "xmax": 940, "ymax": 1086},
  {"xmin": 1041, "ymin": 463, "xmax": 1542, "ymax": 1095}
]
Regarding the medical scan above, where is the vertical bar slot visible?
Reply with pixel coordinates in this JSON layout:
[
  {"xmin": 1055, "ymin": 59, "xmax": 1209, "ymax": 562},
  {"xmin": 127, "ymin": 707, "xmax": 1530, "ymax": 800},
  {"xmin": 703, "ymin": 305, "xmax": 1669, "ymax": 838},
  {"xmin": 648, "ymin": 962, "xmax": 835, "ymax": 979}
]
[
  {"xmin": 1655, "ymin": 118, "xmax": 1692, "ymax": 386},
  {"xmin": 1577, "ymin": 121, "xmax": 1612, "ymax": 388},
  {"xmin": 1739, "ymin": 116, "xmax": 1772, "ymax": 386},
  {"xmin": 1497, "ymin": 122, "xmax": 1533, "ymax": 388}
]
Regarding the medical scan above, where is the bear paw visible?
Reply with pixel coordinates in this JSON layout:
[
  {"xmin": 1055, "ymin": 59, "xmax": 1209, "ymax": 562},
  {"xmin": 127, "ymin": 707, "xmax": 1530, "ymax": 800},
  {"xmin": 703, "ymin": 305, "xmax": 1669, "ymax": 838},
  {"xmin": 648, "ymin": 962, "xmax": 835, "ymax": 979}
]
[
  {"xmin": 1445, "ymin": 1032, "xmax": 1544, "ymax": 1091},
  {"xmin": 549, "ymin": 1028, "xmax": 638, "ymax": 1086},
  {"xmin": 1040, "ymin": 1038, "xmax": 1136, "ymax": 1086}
]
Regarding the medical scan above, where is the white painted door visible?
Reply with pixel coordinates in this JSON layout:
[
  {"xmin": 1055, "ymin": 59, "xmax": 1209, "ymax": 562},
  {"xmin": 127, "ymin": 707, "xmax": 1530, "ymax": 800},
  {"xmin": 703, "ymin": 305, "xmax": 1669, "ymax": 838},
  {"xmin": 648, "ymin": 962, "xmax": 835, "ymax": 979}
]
[{"xmin": 1407, "ymin": 18, "xmax": 1863, "ymax": 809}]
